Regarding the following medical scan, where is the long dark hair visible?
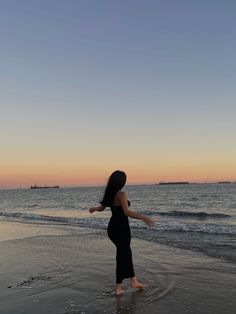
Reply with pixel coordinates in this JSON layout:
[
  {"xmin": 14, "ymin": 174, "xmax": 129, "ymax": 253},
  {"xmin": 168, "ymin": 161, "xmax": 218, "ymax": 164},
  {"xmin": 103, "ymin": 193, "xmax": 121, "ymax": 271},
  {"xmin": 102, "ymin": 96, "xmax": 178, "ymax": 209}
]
[{"xmin": 100, "ymin": 170, "xmax": 127, "ymax": 207}]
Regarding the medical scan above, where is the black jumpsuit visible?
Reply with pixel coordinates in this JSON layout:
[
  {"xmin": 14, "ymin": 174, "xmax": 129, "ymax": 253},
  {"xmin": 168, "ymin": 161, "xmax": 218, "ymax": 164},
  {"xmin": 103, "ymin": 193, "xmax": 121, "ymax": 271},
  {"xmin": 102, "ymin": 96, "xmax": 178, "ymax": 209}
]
[{"xmin": 107, "ymin": 201, "xmax": 135, "ymax": 284}]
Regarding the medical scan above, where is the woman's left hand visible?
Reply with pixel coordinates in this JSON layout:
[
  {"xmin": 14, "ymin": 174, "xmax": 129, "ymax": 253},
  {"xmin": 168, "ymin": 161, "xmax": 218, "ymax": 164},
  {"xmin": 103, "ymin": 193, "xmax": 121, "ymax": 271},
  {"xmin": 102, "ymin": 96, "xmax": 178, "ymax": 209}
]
[{"xmin": 143, "ymin": 216, "xmax": 155, "ymax": 227}]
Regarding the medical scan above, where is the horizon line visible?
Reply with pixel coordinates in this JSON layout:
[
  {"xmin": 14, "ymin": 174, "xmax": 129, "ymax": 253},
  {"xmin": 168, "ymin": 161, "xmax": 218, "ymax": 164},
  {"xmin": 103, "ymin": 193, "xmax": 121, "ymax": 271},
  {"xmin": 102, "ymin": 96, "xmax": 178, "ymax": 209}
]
[{"xmin": 0, "ymin": 181, "xmax": 236, "ymax": 190}]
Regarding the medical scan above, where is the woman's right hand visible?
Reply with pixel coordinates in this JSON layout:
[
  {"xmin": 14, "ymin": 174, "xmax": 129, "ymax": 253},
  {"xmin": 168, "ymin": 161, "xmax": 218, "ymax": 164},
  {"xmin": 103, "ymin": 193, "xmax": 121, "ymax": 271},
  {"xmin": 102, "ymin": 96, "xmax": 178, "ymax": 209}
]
[
  {"xmin": 143, "ymin": 216, "xmax": 155, "ymax": 227},
  {"xmin": 89, "ymin": 207, "xmax": 96, "ymax": 214}
]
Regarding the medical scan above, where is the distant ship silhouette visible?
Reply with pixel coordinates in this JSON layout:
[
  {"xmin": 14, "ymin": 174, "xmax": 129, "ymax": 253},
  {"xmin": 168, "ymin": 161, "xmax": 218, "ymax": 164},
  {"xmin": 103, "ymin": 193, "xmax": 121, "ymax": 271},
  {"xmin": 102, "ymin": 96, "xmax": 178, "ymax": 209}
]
[
  {"xmin": 30, "ymin": 185, "xmax": 59, "ymax": 189},
  {"xmin": 158, "ymin": 181, "xmax": 189, "ymax": 185}
]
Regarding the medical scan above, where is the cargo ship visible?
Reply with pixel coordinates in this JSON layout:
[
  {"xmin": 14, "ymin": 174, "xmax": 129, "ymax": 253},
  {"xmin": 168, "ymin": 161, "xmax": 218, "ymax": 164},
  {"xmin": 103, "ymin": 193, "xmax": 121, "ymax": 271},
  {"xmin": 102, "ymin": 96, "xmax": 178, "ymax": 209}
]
[
  {"xmin": 30, "ymin": 185, "xmax": 60, "ymax": 189},
  {"xmin": 158, "ymin": 181, "xmax": 189, "ymax": 185}
]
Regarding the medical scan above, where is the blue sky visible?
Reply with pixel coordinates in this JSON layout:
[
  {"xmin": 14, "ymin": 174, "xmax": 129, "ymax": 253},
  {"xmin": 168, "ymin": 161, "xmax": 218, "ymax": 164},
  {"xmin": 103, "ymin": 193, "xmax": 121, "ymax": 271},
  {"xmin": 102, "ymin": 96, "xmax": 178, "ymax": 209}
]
[{"xmin": 0, "ymin": 0, "xmax": 236, "ymax": 186}]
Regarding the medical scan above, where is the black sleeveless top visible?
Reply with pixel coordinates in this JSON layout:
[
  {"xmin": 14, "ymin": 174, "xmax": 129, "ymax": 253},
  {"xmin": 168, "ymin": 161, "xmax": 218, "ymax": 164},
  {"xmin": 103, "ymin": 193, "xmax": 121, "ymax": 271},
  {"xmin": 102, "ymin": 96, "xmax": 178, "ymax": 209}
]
[{"xmin": 109, "ymin": 200, "xmax": 130, "ymax": 221}]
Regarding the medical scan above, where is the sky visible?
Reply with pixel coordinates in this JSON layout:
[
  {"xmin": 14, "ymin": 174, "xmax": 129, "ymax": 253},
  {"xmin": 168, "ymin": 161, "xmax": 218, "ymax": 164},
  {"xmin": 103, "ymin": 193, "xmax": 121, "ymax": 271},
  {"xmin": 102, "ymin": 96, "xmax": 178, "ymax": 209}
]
[{"xmin": 0, "ymin": 0, "xmax": 236, "ymax": 188}]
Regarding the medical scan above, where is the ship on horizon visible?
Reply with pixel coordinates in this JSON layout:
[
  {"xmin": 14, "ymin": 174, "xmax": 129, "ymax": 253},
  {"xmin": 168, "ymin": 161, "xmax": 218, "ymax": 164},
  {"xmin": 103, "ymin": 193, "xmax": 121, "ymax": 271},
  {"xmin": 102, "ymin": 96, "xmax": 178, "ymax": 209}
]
[
  {"xmin": 158, "ymin": 181, "xmax": 189, "ymax": 185},
  {"xmin": 30, "ymin": 185, "xmax": 60, "ymax": 189}
]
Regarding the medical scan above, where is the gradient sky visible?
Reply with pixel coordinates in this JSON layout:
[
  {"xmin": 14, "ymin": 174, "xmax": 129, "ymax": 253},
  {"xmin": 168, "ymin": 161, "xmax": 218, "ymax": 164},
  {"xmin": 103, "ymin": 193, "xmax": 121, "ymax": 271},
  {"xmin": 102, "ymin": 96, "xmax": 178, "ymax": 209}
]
[{"xmin": 1, "ymin": 0, "xmax": 236, "ymax": 188}]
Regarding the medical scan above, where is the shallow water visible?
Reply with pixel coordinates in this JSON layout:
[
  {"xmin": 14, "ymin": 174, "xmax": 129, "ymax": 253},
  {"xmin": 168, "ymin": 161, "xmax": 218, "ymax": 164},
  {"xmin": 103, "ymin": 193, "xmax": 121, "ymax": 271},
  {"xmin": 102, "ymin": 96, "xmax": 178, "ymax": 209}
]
[{"xmin": 1, "ymin": 228, "xmax": 235, "ymax": 314}]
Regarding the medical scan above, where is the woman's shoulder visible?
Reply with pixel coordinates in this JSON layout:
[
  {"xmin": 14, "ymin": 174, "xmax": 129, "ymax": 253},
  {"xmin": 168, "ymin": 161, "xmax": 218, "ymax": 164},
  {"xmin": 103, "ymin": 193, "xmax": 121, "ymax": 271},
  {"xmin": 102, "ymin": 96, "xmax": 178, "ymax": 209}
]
[
  {"xmin": 116, "ymin": 190, "xmax": 128, "ymax": 200},
  {"xmin": 116, "ymin": 191, "xmax": 130, "ymax": 206}
]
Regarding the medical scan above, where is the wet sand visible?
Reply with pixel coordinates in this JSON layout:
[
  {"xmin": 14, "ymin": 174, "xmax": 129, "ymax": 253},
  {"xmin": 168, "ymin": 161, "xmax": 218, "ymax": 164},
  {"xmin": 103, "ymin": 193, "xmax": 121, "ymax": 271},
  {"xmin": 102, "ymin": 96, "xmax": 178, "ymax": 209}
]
[{"xmin": 0, "ymin": 221, "xmax": 236, "ymax": 314}]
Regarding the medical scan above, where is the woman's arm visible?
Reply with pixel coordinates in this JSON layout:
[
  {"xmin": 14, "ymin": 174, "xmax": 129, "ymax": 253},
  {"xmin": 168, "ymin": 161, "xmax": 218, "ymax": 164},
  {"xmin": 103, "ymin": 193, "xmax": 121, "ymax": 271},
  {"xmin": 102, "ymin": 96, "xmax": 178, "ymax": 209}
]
[
  {"xmin": 89, "ymin": 205, "xmax": 106, "ymax": 214},
  {"xmin": 119, "ymin": 192, "xmax": 155, "ymax": 227}
]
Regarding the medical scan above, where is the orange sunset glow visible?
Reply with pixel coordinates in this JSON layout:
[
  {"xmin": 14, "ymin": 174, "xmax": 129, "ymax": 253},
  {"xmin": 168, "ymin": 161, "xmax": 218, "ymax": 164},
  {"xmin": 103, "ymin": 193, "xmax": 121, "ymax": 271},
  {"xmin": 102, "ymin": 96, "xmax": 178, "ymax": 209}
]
[{"xmin": 1, "ymin": 0, "xmax": 236, "ymax": 189}]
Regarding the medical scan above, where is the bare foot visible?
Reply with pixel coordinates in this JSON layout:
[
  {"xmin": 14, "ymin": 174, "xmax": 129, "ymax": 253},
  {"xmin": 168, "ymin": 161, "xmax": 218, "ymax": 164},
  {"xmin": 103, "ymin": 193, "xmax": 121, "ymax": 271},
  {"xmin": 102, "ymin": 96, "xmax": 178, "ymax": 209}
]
[
  {"xmin": 115, "ymin": 284, "xmax": 125, "ymax": 296},
  {"xmin": 131, "ymin": 277, "xmax": 147, "ymax": 289}
]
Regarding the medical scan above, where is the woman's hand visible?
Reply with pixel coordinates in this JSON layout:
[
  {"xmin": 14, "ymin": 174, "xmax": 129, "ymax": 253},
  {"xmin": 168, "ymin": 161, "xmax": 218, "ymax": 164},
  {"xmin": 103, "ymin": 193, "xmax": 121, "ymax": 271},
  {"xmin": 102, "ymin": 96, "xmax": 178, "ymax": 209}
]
[
  {"xmin": 89, "ymin": 207, "xmax": 96, "ymax": 214},
  {"xmin": 143, "ymin": 216, "xmax": 155, "ymax": 227},
  {"xmin": 89, "ymin": 205, "xmax": 105, "ymax": 214}
]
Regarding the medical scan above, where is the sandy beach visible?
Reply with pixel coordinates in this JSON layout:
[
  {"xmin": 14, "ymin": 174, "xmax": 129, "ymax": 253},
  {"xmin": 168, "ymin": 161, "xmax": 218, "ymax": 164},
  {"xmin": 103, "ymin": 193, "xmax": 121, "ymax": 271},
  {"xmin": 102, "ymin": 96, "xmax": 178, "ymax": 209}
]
[{"xmin": 0, "ymin": 220, "xmax": 235, "ymax": 314}]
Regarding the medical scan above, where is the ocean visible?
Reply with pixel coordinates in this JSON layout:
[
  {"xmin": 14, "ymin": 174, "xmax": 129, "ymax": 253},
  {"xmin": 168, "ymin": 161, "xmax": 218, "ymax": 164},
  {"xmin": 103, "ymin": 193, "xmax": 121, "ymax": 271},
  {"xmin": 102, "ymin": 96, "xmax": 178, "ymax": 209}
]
[{"xmin": 1, "ymin": 183, "xmax": 236, "ymax": 263}]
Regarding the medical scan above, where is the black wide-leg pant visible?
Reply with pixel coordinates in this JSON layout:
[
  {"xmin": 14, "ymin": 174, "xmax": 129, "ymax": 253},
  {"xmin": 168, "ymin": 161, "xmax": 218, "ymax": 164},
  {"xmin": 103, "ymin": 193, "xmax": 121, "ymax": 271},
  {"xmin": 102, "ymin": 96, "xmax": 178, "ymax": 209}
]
[{"xmin": 108, "ymin": 218, "xmax": 135, "ymax": 284}]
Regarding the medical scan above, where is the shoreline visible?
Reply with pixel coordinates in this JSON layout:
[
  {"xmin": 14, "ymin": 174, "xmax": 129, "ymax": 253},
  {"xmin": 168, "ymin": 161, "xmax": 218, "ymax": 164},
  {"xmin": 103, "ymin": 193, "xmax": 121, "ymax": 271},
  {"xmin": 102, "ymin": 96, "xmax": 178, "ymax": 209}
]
[{"xmin": 0, "ymin": 220, "xmax": 236, "ymax": 313}]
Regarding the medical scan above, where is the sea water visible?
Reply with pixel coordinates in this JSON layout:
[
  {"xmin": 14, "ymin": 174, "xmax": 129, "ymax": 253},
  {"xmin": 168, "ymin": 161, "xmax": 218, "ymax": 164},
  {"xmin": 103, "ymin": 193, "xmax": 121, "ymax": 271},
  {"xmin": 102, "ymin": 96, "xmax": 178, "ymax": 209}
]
[{"xmin": 0, "ymin": 184, "xmax": 236, "ymax": 263}]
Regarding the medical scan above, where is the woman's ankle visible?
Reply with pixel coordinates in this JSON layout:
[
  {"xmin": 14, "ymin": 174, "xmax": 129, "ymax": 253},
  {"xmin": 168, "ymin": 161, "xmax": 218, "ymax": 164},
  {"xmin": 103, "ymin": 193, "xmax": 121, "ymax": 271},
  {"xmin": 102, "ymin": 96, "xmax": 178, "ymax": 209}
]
[
  {"xmin": 130, "ymin": 277, "xmax": 146, "ymax": 289},
  {"xmin": 130, "ymin": 277, "xmax": 137, "ymax": 283},
  {"xmin": 115, "ymin": 283, "xmax": 124, "ymax": 295}
]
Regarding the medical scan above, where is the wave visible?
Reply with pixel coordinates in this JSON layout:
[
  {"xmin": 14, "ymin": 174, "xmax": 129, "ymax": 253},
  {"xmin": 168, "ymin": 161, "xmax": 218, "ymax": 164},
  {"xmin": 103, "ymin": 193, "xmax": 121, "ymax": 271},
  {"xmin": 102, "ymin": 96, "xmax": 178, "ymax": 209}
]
[
  {"xmin": 156, "ymin": 210, "xmax": 231, "ymax": 219},
  {"xmin": 1, "ymin": 210, "xmax": 236, "ymax": 263},
  {"xmin": 27, "ymin": 204, "xmax": 39, "ymax": 208},
  {"xmin": 1, "ymin": 211, "xmax": 236, "ymax": 236},
  {"xmin": 0, "ymin": 211, "xmax": 107, "ymax": 229},
  {"xmin": 130, "ymin": 220, "xmax": 236, "ymax": 236}
]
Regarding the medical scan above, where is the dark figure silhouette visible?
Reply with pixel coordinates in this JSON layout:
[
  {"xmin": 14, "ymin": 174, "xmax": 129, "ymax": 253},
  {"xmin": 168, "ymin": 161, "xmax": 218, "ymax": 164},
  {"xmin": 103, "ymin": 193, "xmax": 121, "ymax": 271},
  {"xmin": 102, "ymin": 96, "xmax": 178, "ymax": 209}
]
[
  {"xmin": 108, "ymin": 200, "xmax": 135, "ymax": 283},
  {"xmin": 89, "ymin": 170, "xmax": 154, "ymax": 295}
]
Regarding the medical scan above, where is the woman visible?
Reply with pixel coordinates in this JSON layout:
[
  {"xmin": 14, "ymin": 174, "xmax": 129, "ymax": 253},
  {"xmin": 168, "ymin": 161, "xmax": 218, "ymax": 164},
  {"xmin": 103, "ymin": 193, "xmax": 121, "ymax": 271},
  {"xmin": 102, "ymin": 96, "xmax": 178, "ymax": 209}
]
[{"xmin": 89, "ymin": 170, "xmax": 155, "ymax": 295}]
